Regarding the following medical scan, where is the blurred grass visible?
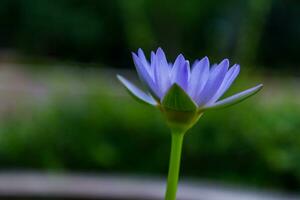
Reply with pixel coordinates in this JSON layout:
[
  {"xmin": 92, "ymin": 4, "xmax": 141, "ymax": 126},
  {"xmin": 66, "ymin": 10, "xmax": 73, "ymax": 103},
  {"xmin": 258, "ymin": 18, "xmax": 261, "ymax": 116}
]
[{"xmin": 0, "ymin": 66, "xmax": 299, "ymax": 191}]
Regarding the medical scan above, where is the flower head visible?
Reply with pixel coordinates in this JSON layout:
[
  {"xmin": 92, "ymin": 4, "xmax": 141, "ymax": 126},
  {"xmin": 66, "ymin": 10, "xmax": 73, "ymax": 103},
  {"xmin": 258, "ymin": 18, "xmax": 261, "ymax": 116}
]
[{"xmin": 117, "ymin": 47, "xmax": 262, "ymax": 131}]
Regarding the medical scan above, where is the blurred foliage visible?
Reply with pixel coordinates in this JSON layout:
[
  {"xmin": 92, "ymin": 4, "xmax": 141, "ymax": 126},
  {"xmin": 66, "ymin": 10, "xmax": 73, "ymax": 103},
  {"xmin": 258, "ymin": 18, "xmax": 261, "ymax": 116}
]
[
  {"xmin": 0, "ymin": 0, "xmax": 299, "ymax": 70},
  {"xmin": 0, "ymin": 81, "xmax": 299, "ymax": 192}
]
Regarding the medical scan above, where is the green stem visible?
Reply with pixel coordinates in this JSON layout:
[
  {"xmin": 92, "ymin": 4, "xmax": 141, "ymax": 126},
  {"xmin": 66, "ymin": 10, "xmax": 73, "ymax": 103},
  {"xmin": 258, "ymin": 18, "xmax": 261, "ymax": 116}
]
[{"xmin": 165, "ymin": 132, "xmax": 185, "ymax": 200}]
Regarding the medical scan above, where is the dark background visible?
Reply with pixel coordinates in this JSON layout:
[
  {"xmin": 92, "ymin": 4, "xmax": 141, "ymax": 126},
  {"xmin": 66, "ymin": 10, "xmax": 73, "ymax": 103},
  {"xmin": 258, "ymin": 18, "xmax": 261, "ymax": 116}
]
[{"xmin": 0, "ymin": 0, "xmax": 299, "ymax": 71}]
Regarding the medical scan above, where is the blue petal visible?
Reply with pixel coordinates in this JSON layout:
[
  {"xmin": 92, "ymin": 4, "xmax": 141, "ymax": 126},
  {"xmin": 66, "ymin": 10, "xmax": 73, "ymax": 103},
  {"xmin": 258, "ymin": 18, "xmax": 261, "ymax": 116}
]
[
  {"xmin": 132, "ymin": 52, "xmax": 160, "ymax": 98},
  {"xmin": 203, "ymin": 84, "xmax": 263, "ymax": 110},
  {"xmin": 171, "ymin": 54, "xmax": 190, "ymax": 91},
  {"xmin": 154, "ymin": 48, "xmax": 171, "ymax": 98},
  {"xmin": 137, "ymin": 48, "xmax": 152, "ymax": 75},
  {"xmin": 137, "ymin": 49, "xmax": 149, "ymax": 67},
  {"xmin": 208, "ymin": 64, "xmax": 240, "ymax": 104},
  {"xmin": 117, "ymin": 75, "xmax": 157, "ymax": 106},
  {"xmin": 150, "ymin": 51, "xmax": 156, "ymax": 64},
  {"xmin": 191, "ymin": 59, "xmax": 200, "ymax": 68},
  {"xmin": 196, "ymin": 59, "xmax": 229, "ymax": 106},
  {"xmin": 188, "ymin": 56, "xmax": 210, "ymax": 102},
  {"xmin": 156, "ymin": 47, "xmax": 169, "ymax": 66}
]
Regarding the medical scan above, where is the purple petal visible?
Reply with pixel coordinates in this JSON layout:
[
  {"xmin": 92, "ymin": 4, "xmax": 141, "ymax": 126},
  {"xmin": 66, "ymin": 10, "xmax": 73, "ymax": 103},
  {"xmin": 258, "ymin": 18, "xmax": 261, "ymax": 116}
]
[
  {"xmin": 203, "ymin": 84, "xmax": 263, "ymax": 110},
  {"xmin": 153, "ymin": 48, "xmax": 171, "ymax": 98},
  {"xmin": 188, "ymin": 56, "xmax": 210, "ymax": 101},
  {"xmin": 132, "ymin": 52, "xmax": 160, "ymax": 98},
  {"xmin": 196, "ymin": 59, "xmax": 229, "ymax": 106},
  {"xmin": 156, "ymin": 47, "xmax": 169, "ymax": 66},
  {"xmin": 171, "ymin": 54, "xmax": 190, "ymax": 91},
  {"xmin": 150, "ymin": 51, "xmax": 156, "ymax": 63},
  {"xmin": 137, "ymin": 48, "xmax": 150, "ymax": 72},
  {"xmin": 117, "ymin": 75, "xmax": 157, "ymax": 105},
  {"xmin": 210, "ymin": 63, "xmax": 218, "ymax": 72},
  {"xmin": 191, "ymin": 59, "xmax": 200, "ymax": 68},
  {"xmin": 208, "ymin": 64, "xmax": 240, "ymax": 104},
  {"xmin": 149, "ymin": 51, "xmax": 156, "ymax": 77}
]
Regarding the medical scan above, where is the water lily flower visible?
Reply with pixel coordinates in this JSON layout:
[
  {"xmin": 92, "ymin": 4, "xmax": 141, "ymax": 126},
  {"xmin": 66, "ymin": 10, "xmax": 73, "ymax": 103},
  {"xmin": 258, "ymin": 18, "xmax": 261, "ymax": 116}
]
[
  {"xmin": 117, "ymin": 47, "xmax": 262, "ymax": 130},
  {"xmin": 117, "ymin": 47, "xmax": 263, "ymax": 200}
]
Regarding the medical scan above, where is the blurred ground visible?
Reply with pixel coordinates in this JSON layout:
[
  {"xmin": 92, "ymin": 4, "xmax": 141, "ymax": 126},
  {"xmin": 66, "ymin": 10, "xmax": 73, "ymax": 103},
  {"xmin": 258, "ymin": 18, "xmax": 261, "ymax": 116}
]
[{"xmin": 0, "ymin": 172, "xmax": 298, "ymax": 200}]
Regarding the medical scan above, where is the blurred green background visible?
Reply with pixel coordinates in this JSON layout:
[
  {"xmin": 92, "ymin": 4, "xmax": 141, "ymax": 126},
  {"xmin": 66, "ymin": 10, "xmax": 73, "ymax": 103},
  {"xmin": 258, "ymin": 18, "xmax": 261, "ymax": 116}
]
[{"xmin": 0, "ymin": 0, "xmax": 299, "ymax": 192}]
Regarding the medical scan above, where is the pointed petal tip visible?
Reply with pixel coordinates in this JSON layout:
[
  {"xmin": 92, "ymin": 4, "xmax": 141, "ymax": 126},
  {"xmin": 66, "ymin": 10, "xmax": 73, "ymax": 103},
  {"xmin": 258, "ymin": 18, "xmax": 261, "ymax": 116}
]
[
  {"xmin": 202, "ymin": 83, "xmax": 263, "ymax": 111},
  {"xmin": 202, "ymin": 56, "xmax": 209, "ymax": 61},
  {"xmin": 116, "ymin": 74, "xmax": 124, "ymax": 82},
  {"xmin": 156, "ymin": 47, "xmax": 163, "ymax": 53},
  {"xmin": 220, "ymin": 58, "xmax": 229, "ymax": 66},
  {"xmin": 151, "ymin": 51, "xmax": 156, "ymax": 57},
  {"xmin": 117, "ymin": 74, "xmax": 130, "ymax": 87},
  {"xmin": 244, "ymin": 83, "xmax": 264, "ymax": 94},
  {"xmin": 230, "ymin": 64, "xmax": 240, "ymax": 73},
  {"xmin": 232, "ymin": 63, "xmax": 240, "ymax": 68},
  {"xmin": 131, "ymin": 52, "xmax": 138, "ymax": 58},
  {"xmin": 156, "ymin": 47, "xmax": 167, "ymax": 58},
  {"xmin": 132, "ymin": 52, "xmax": 141, "ymax": 66},
  {"xmin": 185, "ymin": 60, "xmax": 190, "ymax": 65},
  {"xmin": 251, "ymin": 83, "xmax": 263, "ymax": 91},
  {"xmin": 201, "ymin": 56, "xmax": 209, "ymax": 65},
  {"xmin": 193, "ymin": 57, "xmax": 209, "ymax": 70},
  {"xmin": 257, "ymin": 83, "xmax": 264, "ymax": 90},
  {"xmin": 178, "ymin": 53, "xmax": 185, "ymax": 59},
  {"xmin": 137, "ymin": 48, "xmax": 144, "ymax": 55},
  {"xmin": 116, "ymin": 74, "xmax": 127, "ymax": 86},
  {"xmin": 116, "ymin": 74, "xmax": 157, "ymax": 106},
  {"xmin": 174, "ymin": 53, "xmax": 185, "ymax": 63},
  {"xmin": 219, "ymin": 59, "xmax": 230, "ymax": 72}
]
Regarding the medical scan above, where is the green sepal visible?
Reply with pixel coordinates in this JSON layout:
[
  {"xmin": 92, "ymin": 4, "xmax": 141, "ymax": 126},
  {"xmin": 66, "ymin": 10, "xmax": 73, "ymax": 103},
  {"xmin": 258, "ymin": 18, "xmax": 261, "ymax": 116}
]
[
  {"xmin": 162, "ymin": 84, "xmax": 197, "ymax": 112},
  {"xmin": 161, "ymin": 84, "xmax": 200, "ymax": 133}
]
